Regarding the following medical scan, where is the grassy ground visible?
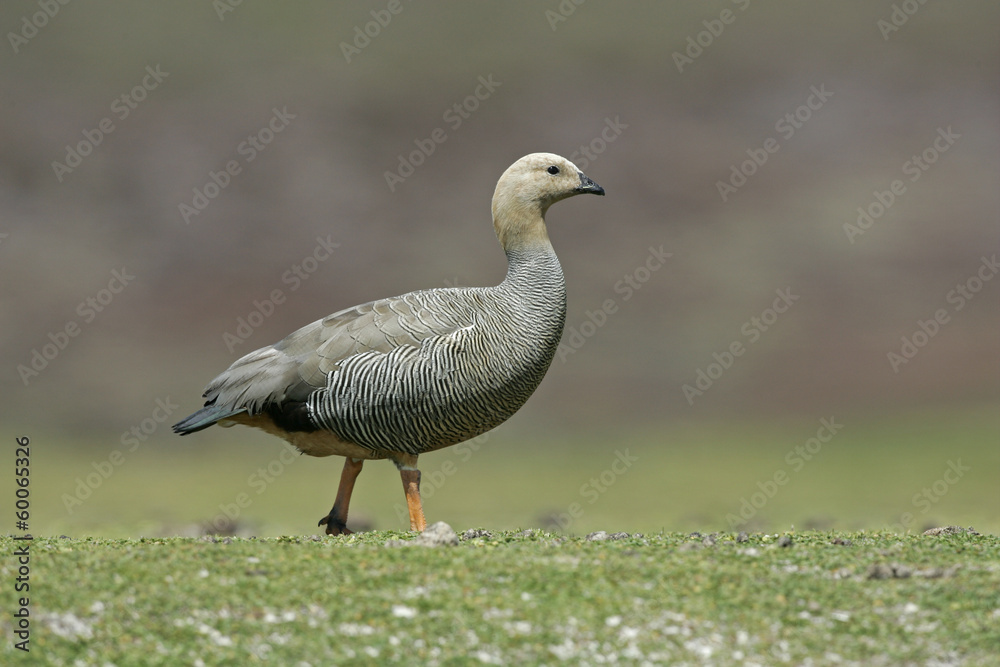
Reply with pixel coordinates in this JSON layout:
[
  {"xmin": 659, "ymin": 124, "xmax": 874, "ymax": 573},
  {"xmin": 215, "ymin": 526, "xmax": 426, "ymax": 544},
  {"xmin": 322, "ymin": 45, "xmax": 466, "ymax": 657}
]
[{"xmin": 2, "ymin": 529, "xmax": 998, "ymax": 665}]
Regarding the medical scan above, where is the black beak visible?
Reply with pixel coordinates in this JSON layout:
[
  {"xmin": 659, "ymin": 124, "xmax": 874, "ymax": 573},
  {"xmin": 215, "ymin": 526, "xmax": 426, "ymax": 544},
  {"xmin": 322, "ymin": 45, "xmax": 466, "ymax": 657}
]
[{"xmin": 576, "ymin": 172, "xmax": 605, "ymax": 196}]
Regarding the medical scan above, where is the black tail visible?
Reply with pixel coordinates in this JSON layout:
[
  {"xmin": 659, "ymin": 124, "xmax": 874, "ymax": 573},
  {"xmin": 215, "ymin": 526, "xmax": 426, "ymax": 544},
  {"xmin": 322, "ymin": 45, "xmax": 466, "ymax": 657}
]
[{"xmin": 172, "ymin": 404, "xmax": 244, "ymax": 435}]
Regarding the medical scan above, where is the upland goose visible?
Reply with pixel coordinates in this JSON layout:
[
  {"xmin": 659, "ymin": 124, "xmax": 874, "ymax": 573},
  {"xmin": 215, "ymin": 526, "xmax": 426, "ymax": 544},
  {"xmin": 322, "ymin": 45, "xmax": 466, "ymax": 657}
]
[{"xmin": 173, "ymin": 153, "xmax": 604, "ymax": 533}]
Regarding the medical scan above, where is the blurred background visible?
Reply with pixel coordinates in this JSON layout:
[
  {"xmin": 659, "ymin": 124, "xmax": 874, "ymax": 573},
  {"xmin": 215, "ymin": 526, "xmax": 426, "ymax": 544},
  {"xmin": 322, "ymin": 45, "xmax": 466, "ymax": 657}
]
[{"xmin": 2, "ymin": 1, "xmax": 997, "ymax": 536}]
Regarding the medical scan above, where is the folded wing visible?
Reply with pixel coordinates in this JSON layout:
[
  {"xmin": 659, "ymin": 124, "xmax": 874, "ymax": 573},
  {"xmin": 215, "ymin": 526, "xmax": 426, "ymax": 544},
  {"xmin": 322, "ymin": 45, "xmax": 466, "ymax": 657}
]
[{"xmin": 173, "ymin": 289, "xmax": 478, "ymax": 434}]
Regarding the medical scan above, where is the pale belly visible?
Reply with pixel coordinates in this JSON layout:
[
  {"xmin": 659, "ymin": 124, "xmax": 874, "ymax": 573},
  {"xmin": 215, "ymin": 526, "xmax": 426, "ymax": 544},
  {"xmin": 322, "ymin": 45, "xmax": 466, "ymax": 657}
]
[{"xmin": 224, "ymin": 413, "xmax": 389, "ymax": 460}]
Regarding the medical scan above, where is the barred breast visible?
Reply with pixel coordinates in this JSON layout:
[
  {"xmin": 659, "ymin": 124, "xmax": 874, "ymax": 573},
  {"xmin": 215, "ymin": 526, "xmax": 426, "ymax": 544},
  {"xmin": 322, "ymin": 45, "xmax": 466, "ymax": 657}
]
[{"xmin": 306, "ymin": 248, "xmax": 566, "ymax": 455}]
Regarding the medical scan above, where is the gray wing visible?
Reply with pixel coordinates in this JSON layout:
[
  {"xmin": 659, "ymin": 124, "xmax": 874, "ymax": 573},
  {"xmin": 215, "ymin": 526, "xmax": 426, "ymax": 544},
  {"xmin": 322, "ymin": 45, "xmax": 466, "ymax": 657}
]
[{"xmin": 201, "ymin": 289, "xmax": 480, "ymax": 417}]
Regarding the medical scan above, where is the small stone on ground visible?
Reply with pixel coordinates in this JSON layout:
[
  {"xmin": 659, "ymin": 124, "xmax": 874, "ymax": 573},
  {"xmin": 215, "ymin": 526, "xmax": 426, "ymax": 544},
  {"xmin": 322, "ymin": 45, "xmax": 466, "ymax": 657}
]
[
  {"xmin": 387, "ymin": 521, "xmax": 458, "ymax": 547},
  {"xmin": 923, "ymin": 525, "xmax": 979, "ymax": 536},
  {"xmin": 460, "ymin": 528, "xmax": 493, "ymax": 541}
]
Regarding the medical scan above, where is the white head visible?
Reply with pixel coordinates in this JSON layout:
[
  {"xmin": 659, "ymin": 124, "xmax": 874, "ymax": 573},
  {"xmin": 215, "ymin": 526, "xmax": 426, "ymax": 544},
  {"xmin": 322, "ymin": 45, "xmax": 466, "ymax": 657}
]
[{"xmin": 491, "ymin": 153, "xmax": 604, "ymax": 250}]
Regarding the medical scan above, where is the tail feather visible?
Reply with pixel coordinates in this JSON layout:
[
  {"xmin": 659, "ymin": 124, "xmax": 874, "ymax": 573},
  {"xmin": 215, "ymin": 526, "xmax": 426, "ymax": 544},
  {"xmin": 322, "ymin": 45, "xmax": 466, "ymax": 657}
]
[
  {"xmin": 175, "ymin": 343, "xmax": 299, "ymax": 436},
  {"xmin": 172, "ymin": 404, "xmax": 246, "ymax": 435}
]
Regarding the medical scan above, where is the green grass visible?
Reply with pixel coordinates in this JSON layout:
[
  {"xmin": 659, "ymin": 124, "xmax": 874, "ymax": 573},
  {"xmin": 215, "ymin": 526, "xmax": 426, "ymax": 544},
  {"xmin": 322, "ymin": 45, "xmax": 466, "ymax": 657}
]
[{"xmin": 3, "ymin": 530, "xmax": 998, "ymax": 665}]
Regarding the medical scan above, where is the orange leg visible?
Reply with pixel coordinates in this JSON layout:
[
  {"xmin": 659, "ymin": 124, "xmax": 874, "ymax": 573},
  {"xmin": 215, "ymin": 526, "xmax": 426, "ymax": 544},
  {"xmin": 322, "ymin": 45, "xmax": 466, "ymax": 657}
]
[
  {"xmin": 400, "ymin": 469, "xmax": 427, "ymax": 532},
  {"xmin": 318, "ymin": 457, "xmax": 364, "ymax": 535}
]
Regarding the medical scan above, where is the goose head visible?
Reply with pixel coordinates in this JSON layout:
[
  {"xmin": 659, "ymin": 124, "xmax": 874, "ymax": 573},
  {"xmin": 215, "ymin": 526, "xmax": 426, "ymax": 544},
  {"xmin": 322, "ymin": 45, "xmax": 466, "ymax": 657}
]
[{"xmin": 492, "ymin": 153, "xmax": 604, "ymax": 251}]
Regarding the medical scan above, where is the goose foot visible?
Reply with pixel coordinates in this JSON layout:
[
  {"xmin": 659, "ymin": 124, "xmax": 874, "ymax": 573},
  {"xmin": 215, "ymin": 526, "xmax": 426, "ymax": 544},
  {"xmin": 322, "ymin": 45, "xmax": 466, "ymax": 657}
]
[
  {"xmin": 317, "ymin": 457, "xmax": 364, "ymax": 536},
  {"xmin": 318, "ymin": 514, "xmax": 353, "ymax": 536}
]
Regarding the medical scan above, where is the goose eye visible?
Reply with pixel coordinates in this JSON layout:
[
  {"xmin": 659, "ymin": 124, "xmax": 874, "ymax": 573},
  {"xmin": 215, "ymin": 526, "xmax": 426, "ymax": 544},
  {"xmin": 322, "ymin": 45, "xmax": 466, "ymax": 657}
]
[{"xmin": 547, "ymin": 166, "xmax": 560, "ymax": 175}]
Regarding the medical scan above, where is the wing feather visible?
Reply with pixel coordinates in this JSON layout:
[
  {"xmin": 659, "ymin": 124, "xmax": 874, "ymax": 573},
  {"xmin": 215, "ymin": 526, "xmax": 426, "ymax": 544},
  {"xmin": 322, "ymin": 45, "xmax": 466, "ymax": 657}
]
[{"xmin": 201, "ymin": 289, "xmax": 477, "ymax": 416}]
